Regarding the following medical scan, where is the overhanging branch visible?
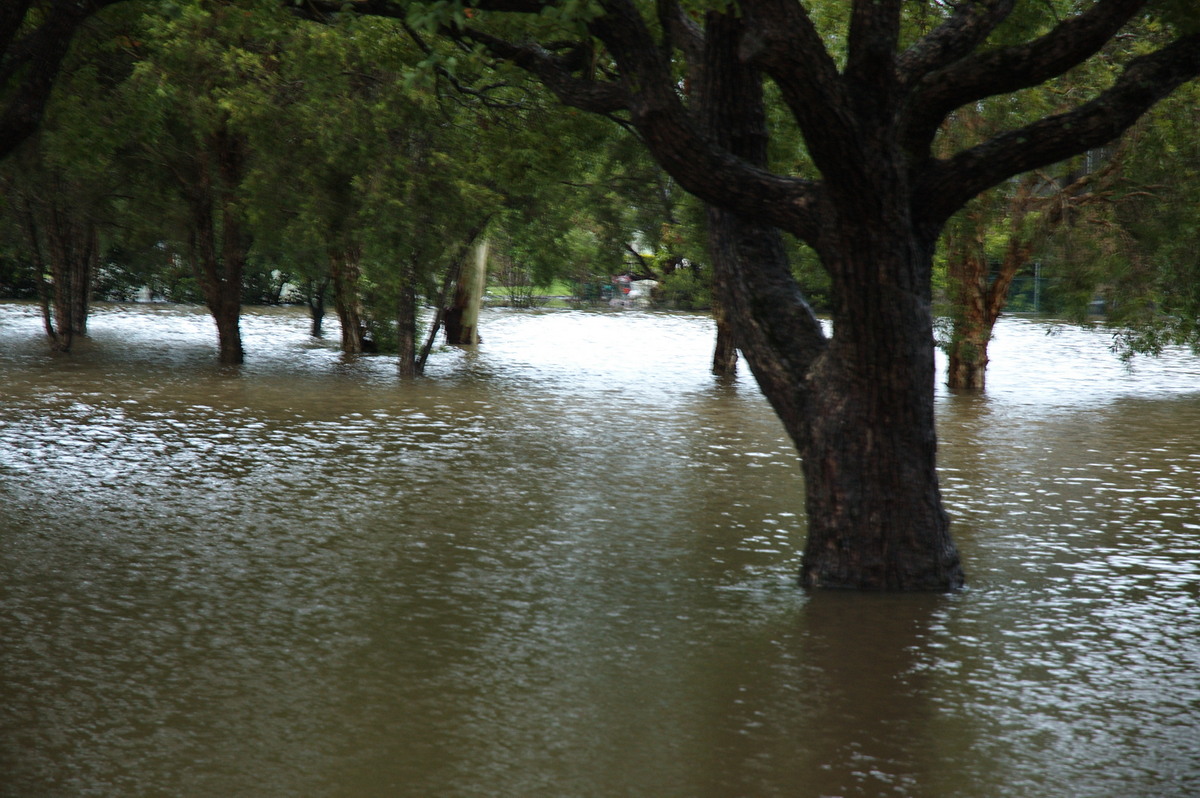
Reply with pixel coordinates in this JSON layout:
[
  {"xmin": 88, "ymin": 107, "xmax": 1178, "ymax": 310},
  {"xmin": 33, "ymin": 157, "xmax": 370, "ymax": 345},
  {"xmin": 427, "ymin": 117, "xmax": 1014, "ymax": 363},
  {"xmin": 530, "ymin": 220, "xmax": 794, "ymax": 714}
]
[
  {"xmin": 916, "ymin": 33, "xmax": 1200, "ymax": 228},
  {"xmin": 901, "ymin": 0, "xmax": 1147, "ymax": 156}
]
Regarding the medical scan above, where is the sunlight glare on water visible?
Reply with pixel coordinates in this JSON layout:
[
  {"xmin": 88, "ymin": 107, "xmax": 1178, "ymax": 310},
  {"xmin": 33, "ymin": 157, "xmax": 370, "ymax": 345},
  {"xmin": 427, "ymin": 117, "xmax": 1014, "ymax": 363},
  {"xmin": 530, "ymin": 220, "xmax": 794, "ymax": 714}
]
[{"xmin": 1, "ymin": 302, "xmax": 1199, "ymax": 797}]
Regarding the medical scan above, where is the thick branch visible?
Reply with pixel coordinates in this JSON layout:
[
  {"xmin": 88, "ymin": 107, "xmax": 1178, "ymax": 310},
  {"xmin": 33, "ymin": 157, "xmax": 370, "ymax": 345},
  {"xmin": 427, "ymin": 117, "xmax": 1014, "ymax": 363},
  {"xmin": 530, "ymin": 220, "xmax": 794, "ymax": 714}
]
[
  {"xmin": 299, "ymin": 0, "xmax": 824, "ymax": 238},
  {"xmin": 902, "ymin": 0, "xmax": 1147, "ymax": 156},
  {"xmin": 580, "ymin": 0, "xmax": 824, "ymax": 241},
  {"xmin": 738, "ymin": 0, "xmax": 859, "ymax": 178},
  {"xmin": 656, "ymin": 0, "xmax": 704, "ymax": 64},
  {"xmin": 917, "ymin": 33, "xmax": 1200, "ymax": 228},
  {"xmin": 457, "ymin": 27, "xmax": 629, "ymax": 114},
  {"xmin": 846, "ymin": 0, "xmax": 901, "ymax": 99},
  {"xmin": 897, "ymin": 0, "xmax": 1016, "ymax": 88},
  {"xmin": 701, "ymin": 12, "xmax": 827, "ymax": 428}
]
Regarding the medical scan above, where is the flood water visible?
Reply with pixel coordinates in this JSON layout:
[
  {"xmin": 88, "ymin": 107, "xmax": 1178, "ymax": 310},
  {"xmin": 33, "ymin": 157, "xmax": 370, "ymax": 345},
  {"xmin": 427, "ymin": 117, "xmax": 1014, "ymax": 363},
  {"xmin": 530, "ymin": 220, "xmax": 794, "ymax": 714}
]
[{"xmin": 1, "ymin": 302, "xmax": 1198, "ymax": 798}]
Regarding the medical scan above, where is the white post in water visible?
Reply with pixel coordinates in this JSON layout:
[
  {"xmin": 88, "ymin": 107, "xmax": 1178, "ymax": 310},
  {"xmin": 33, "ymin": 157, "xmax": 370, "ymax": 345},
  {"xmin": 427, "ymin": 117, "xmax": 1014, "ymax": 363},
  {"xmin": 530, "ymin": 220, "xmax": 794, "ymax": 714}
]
[{"xmin": 460, "ymin": 238, "xmax": 489, "ymax": 345}]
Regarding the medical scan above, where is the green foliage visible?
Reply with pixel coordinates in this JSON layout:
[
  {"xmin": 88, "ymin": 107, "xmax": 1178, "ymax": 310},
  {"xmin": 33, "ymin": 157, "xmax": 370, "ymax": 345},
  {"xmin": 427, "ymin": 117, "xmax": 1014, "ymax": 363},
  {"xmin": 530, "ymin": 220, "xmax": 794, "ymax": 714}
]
[
  {"xmin": 786, "ymin": 235, "xmax": 831, "ymax": 310},
  {"xmin": 656, "ymin": 267, "xmax": 711, "ymax": 309},
  {"xmin": 1148, "ymin": 0, "xmax": 1200, "ymax": 35},
  {"xmin": 1095, "ymin": 80, "xmax": 1200, "ymax": 356},
  {"xmin": 0, "ymin": 255, "xmax": 38, "ymax": 298}
]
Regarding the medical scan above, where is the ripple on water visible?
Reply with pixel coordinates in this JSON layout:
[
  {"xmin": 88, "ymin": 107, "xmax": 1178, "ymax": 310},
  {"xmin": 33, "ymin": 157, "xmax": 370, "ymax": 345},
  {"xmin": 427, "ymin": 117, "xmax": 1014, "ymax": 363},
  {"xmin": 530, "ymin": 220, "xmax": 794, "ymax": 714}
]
[{"xmin": 3, "ymin": 302, "xmax": 1200, "ymax": 797}]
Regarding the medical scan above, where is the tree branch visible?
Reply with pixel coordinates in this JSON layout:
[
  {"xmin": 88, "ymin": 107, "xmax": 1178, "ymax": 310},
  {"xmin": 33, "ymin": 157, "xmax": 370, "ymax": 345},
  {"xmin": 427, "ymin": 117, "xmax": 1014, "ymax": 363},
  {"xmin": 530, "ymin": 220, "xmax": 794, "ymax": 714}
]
[
  {"xmin": 298, "ymin": 0, "xmax": 824, "ymax": 237},
  {"xmin": 917, "ymin": 32, "xmax": 1200, "ymax": 228},
  {"xmin": 562, "ymin": 0, "xmax": 820, "ymax": 240},
  {"xmin": 846, "ymin": 0, "xmax": 902, "ymax": 99},
  {"xmin": 457, "ymin": 27, "xmax": 629, "ymax": 114},
  {"xmin": 738, "ymin": 0, "xmax": 858, "ymax": 179},
  {"xmin": 901, "ymin": 0, "xmax": 1147, "ymax": 156},
  {"xmin": 897, "ymin": 0, "xmax": 1016, "ymax": 89}
]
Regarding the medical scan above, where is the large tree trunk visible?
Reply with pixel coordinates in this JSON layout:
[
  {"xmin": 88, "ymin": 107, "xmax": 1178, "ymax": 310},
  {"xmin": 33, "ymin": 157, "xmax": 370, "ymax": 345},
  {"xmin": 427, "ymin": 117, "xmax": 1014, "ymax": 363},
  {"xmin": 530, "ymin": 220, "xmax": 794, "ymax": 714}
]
[
  {"xmin": 802, "ymin": 233, "xmax": 961, "ymax": 589},
  {"xmin": 326, "ymin": 0, "xmax": 1200, "ymax": 595},
  {"xmin": 708, "ymin": 207, "xmax": 962, "ymax": 589},
  {"xmin": 701, "ymin": 11, "xmax": 963, "ymax": 590}
]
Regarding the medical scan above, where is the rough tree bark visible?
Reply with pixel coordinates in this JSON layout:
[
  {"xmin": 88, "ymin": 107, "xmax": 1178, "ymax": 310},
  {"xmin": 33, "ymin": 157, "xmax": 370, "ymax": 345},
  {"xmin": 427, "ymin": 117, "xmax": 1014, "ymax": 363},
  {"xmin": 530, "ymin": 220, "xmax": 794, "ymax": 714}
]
[
  {"xmin": 310, "ymin": 0, "xmax": 1200, "ymax": 589},
  {"xmin": 697, "ymin": 11, "xmax": 960, "ymax": 589}
]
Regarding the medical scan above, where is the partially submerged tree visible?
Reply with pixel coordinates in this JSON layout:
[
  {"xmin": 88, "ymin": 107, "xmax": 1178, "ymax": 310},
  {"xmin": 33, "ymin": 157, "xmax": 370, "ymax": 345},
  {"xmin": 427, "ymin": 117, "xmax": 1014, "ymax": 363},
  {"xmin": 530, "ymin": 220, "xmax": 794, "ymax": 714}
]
[
  {"xmin": 0, "ymin": 3, "xmax": 143, "ymax": 351},
  {"xmin": 123, "ymin": 0, "xmax": 291, "ymax": 364},
  {"xmin": 939, "ymin": 149, "xmax": 1124, "ymax": 390},
  {"xmin": 308, "ymin": 0, "xmax": 1200, "ymax": 589},
  {"xmin": 933, "ymin": 12, "xmax": 1147, "ymax": 391}
]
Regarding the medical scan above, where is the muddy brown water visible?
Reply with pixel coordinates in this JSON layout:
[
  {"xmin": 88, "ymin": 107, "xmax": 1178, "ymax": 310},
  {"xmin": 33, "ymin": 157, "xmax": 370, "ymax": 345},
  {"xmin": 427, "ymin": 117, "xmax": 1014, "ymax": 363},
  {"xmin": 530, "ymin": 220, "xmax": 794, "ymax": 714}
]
[{"xmin": 2, "ymin": 302, "xmax": 1198, "ymax": 797}]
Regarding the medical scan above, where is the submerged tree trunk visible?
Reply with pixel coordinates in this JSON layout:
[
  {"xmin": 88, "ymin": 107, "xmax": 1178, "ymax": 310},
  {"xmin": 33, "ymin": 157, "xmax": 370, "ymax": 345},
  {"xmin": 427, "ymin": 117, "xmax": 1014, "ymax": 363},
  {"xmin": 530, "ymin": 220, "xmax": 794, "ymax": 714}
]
[
  {"xmin": 329, "ymin": 244, "xmax": 368, "ymax": 354},
  {"xmin": 710, "ymin": 293, "xmax": 738, "ymax": 377},
  {"xmin": 801, "ymin": 231, "xmax": 960, "ymax": 589},
  {"xmin": 396, "ymin": 260, "xmax": 418, "ymax": 379},
  {"xmin": 20, "ymin": 197, "xmax": 95, "ymax": 353},
  {"xmin": 444, "ymin": 238, "xmax": 488, "ymax": 346},
  {"xmin": 708, "ymin": 206, "xmax": 962, "ymax": 589},
  {"xmin": 699, "ymin": 11, "xmax": 962, "ymax": 589},
  {"xmin": 331, "ymin": 0, "xmax": 1196, "ymax": 588},
  {"xmin": 306, "ymin": 275, "xmax": 331, "ymax": 337},
  {"xmin": 944, "ymin": 167, "xmax": 1109, "ymax": 391},
  {"xmin": 188, "ymin": 129, "xmax": 248, "ymax": 366},
  {"xmin": 944, "ymin": 219, "xmax": 994, "ymax": 391}
]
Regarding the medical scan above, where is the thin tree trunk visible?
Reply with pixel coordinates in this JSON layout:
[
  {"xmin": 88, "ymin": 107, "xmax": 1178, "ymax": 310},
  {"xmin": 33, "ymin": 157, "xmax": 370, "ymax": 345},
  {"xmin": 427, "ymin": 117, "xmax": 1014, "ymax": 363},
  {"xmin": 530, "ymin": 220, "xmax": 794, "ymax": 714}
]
[
  {"xmin": 945, "ymin": 221, "xmax": 992, "ymax": 391},
  {"xmin": 20, "ymin": 198, "xmax": 62, "ymax": 349},
  {"xmin": 710, "ymin": 292, "xmax": 738, "ymax": 376},
  {"xmin": 191, "ymin": 217, "xmax": 244, "ymax": 366},
  {"xmin": 396, "ymin": 259, "xmax": 418, "ymax": 378},
  {"xmin": 445, "ymin": 237, "xmax": 488, "ymax": 346},
  {"xmin": 307, "ymin": 275, "xmax": 330, "ymax": 337},
  {"xmin": 20, "ymin": 196, "xmax": 93, "ymax": 352},
  {"xmin": 444, "ymin": 231, "xmax": 489, "ymax": 348}
]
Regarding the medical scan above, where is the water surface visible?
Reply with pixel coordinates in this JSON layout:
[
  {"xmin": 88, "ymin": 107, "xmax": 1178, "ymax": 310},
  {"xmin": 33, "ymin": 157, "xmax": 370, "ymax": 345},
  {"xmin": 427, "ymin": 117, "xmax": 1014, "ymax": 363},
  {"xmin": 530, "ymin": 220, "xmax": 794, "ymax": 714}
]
[{"xmin": 2, "ymin": 303, "xmax": 1198, "ymax": 797}]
